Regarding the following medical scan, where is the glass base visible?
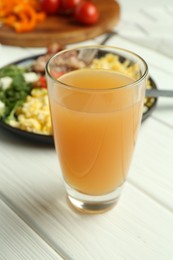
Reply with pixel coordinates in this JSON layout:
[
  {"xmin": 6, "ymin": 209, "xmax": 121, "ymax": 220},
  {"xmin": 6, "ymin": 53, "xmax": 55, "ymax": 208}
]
[{"xmin": 65, "ymin": 183, "xmax": 123, "ymax": 214}]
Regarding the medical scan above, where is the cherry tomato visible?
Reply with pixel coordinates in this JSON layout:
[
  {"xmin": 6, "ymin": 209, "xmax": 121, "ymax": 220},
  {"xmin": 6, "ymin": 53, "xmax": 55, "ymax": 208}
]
[
  {"xmin": 74, "ymin": 1, "xmax": 99, "ymax": 25},
  {"xmin": 60, "ymin": 0, "xmax": 82, "ymax": 10},
  {"xmin": 39, "ymin": 76, "xmax": 47, "ymax": 88},
  {"xmin": 34, "ymin": 76, "xmax": 47, "ymax": 88},
  {"xmin": 40, "ymin": 0, "xmax": 60, "ymax": 14},
  {"xmin": 52, "ymin": 71, "xmax": 65, "ymax": 78}
]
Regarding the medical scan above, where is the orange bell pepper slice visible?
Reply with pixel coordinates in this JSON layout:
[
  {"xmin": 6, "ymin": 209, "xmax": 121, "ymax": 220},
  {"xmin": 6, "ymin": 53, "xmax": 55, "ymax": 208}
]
[{"xmin": 0, "ymin": 0, "xmax": 46, "ymax": 33}]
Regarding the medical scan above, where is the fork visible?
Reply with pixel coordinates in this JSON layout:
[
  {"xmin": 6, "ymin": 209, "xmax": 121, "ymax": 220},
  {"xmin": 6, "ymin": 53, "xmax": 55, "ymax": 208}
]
[{"xmin": 78, "ymin": 31, "xmax": 117, "ymax": 64}]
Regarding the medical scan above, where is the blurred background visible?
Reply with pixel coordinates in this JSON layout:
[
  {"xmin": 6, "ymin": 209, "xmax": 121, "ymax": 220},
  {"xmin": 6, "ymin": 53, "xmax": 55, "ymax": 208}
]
[{"xmin": 117, "ymin": 0, "xmax": 173, "ymax": 58}]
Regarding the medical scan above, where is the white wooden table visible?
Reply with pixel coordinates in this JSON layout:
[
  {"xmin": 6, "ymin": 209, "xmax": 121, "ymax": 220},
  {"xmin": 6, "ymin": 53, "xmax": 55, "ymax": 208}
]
[{"xmin": 1, "ymin": 1, "xmax": 173, "ymax": 259}]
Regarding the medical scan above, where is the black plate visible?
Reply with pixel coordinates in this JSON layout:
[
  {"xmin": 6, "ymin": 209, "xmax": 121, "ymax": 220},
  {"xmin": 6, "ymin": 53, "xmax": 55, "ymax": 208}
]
[
  {"xmin": 142, "ymin": 76, "xmax": 158, "ymax": 121},
  {"xmin": 0, "ymin": 55, "xmax": 158, "ymax": 144}
]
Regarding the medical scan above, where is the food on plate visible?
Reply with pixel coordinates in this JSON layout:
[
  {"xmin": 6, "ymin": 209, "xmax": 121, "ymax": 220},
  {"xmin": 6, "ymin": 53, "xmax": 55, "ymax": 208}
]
[
  {"xmin": 0, "ymin": 65, "xmax": 34, "ymax": 121},
  {"xmin": 90, "ymin": 53, "xmax": 140, "ymax": 79},
  {"xmin": 13, "ymin": 88, "xmax": 52, "ymax": 135},
  {"xmin": 0, "ymin": 64, "xmax": 52, "ymax": 135},
  {"xmin": 90, "ymin": 53, "xmax": 155, "ymax": 110},
  {"xmin": 0, "ymin": 45, "xmax": 155, "ymax": 136},
  {"xmin": 31, "ymin": 43, "xmax": 64, "ymax": 74}
]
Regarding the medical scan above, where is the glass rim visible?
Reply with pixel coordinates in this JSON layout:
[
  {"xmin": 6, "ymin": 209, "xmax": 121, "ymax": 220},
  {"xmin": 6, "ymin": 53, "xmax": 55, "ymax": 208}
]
[{"xmin": 46, "ymin": 45, "xmax": 149, "ymax": 92}]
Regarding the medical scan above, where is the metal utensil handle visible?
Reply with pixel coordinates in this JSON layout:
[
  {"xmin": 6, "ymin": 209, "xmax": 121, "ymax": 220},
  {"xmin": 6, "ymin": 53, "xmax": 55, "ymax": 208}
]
[{"xmin": 146, "ymin": 89, "xmax": 173, "ymax": 98}]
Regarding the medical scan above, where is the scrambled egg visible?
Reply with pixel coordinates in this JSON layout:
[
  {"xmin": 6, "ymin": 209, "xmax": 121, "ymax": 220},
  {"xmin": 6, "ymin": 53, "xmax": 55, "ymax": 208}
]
[
  {"xmin": 90, "ymin": 53, "xmax": 154, "ymax": 113},
  {"xmin": 9, "ymin": 88, "xmax": 52, "ymax": 135},
  {"xmin": 90, "ymin": 54, "xmax": 140, "ymax": 80}
]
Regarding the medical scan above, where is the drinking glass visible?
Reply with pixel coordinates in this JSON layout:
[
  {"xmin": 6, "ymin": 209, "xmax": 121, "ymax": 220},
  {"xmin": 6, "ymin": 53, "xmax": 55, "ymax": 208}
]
[{"xmin": 46, "ymin": 46, "xmax": 148, "ymax": 214}]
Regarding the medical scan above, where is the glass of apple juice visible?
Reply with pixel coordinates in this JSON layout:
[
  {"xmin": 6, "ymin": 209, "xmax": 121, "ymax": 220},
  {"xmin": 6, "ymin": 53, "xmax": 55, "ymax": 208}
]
[{"xmin": 46, "ymin": 46, "xmax": 148, "ymax": 214}]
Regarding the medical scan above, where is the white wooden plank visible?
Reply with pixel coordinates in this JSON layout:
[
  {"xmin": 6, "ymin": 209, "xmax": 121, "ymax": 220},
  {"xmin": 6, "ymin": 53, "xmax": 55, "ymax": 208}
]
[
  {"xmin": 117, "ymin": 0, "xmax": 173, "ymax": 57},
  {"xmin": 1, "ymin": 179, "xmax": 173, "ymax": 260},
  {"xmin": 0, "ymin": 200, "xmax": 63, "ymax": 260},
  {"xmin": 128, "ymin": 118, "xmax": 173, "ymax": 211},
  {"xmin": 0, "ymin": 120, "xmax": 173, "ymax": 259}
]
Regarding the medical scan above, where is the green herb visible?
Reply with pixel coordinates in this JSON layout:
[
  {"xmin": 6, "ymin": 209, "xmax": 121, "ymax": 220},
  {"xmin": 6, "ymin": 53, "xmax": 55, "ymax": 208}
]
[
  {"xmin": 0, "ymin": 65, "xmax": 25, "ymax": 78},
  {"xmin": 0, "ymin": 65, "xmax": 33, "ymax": 122}
]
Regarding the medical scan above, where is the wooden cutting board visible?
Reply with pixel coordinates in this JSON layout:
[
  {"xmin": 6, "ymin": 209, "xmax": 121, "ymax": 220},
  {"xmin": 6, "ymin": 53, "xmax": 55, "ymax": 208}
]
[{"xmin": 0, "ymin": 0, "xmax": 120, "ymax": 47}]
